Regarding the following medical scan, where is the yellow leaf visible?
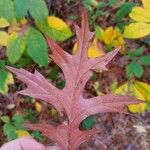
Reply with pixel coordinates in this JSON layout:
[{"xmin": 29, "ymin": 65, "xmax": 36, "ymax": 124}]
[
  {"xmin": 0, "ymin": 17, "xmax": 10, "ymax": 28},
  {"xmin": 115, "ymin": 82, "xmax": 132, "ymax": 95},
  {"xmin": 7, "ymin": 72, "xmax": 14, "ymax": 85},
  {"xmin": 112, "ymin": 37, "xmax": 126, "ymax": 54},
  {"xmin": 72, "ymin": 43, "xmax": 77, "ymax": 54},
  {"xmin": 16, "ymin": 130, "xmax": 30, "ymax": 138},
  {"xmin": 103, "ymin": 26, "xmax": 116, "ymax": 44},
  {"xmin": 0, "ymin": 31, "xmax": 9, "ymax": 46},
  {"xmin": 96, "ymin": 26, "xmax": 126, "ymax": 54},
  {"xmin": 111, "ymin": 79, "xmax": 118, "ymax": 92},
  {"xmin": 88, "ymin": 38, "xmax": 105, "ymax": 57},
  {"xmin": 4, "ymin": 73, "xmax": 14, "ymax": 94},
  {"xmin": 110, "ymin": 28, "xmax": 126, "ymax": 54},
  {"xmin": 128, "ymin": 103, "xmax": 146, "ymax": 113},
  {"xmin": 115, "ymin": 80, "xmax": 150, "ymax": 113},
  {"xmin": 20, "ymin": 18, "xmax": 28, "ymax": 25},
  {"xmin": 142, "ymin": 0, "xmax": 150, "ymax": 10},
  {"xmin": 73, "ymin": 38, "xmax": 104, "ymax": 58},
  {"xmin": 124, "ymin": 22, "xmax": 150, "ymax": 38},
  {"xmin": 47, "ymin": 16, "xmax": 72, "ymax": 34},
  {"xmin": 129, "ymin": 7, "xmax": 150, "ymax": 23},
  {"xmin": 128, "ymin": 81, "xmax": 150, "ymax": 113},
  {"xmin": 50, "ymin": 107, "xmax": 59, "ymax": 119},
  {"xmin": 0, "ymin": 71, "xmax": 14, "ymax": 95},
  {"xmin": 93, "ymin": 81, "xmax": 104, "ymax": 96},
  {"xmin": 35, "ymin": 101, "xmax": 42, "ymax": 112},
  {"xmin": 134, "ymin": 80, "xmax": 150, "ymax": 100},
  {"xmin": 8, "ymin": 21, "xmax": 21, "ymax": 34}
]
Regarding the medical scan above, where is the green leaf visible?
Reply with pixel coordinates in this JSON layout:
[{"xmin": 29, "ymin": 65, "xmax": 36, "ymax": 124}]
[
  {"xmin": 108, "ymin": 0, "xmax": 119, "ymax": 7},
  {"xmin": 7, "ymin": 37, "xmax": 26, "ymax": 64},
  {"xmin": 48, "ymin": 66, "xmax": 59, "ymax": 81},
  {"xmin": 31, "ymin": 130, "xmax": 45, "ymax": 142},
  {"xmin": 26, "ymin": 27, "xmax": 49, "ymax": 66},
  {"xmin": 16, "ymin": 57, "xmax": 32, "ymax": 67},
  {"xmin": 0, "ymin": 116, "xmax": 10, "ymax": 123},
  {"xmin": 97, "ymin": 2, "xmax": 107, "ymax": 8},
  {"xmin": 126, "ymin": 61, "xmax": 134, "ymax": 78},
  {"xmin": 116, "ymin": 22, "xmax": 130, "ymax": 30},
  {"xmin": 91, "ymin": 72, "xmax": 97, "ymax": 81},
  {"xmin": 68, "ymin": 15, "xmax": 78, "ymax": 21},
  {"xmin": 139, "ymin": 56, "xmax": 150, "ymax": 65},
  {"xmin": 28, "ymin": 0, "xmax": 48, "ymax": 24},
  {"xmin": 128, "ymin": 47, "xmax": 144, "ymax": 57},
  {"xmin": 3, "ymin": 123, "xmax": 18, "ymax": 141},
  {"xmin": 126, "ymin": 61, "xmax": 144, "ymax": 78},
  {"xmin": 0, "ymin": 70, "xmax": 13, "ymax": 95},
  {"xmin": 12, "ymin": 114, "xmax": 25, "ymax": 128},
  {"xmin": 113, "ymin": 2, "xmax": 136, "ymax": 23},
  {"xmin": 56, "ymin": 80, "xmax": 66, "ymax": 89},
  {"xmin": 146, "ymin": 101, "xmax": 150, "ymax": 110},
  {"xmin": 3, "ymin": 123, "xmax": 16, "ymax": 135},
  {"xmin": 14, "ymin": 0, "xmax": 28, "ymax": 21},
  {"xmin": 134, "ymin": 47, "xmax": 145, "ymax": 56},
  {"xmin": 95, "ymin": 25, "xmax": 104, "ymax": 41},
  {"xmin": 81, "ymin": 116, "xmax": 96, "ymax": 130},
  {"xmin": 0, "ymin": 60, "xmax": 5, "ymax": 69},
  {"xmin": 133, "ymin": 62, "xmax": 144, "ymax": 78},
  {"xmin": 0, "ymin": 0, "xmax": 14, "ymax": 22},
  {"xmin": 83, "ymin": 0, "xmax": 98, "ymax": 8},
  {"xmin": 31, "ymin": 130, "xmax": 41, "ymax": 139},
  {"xmin": 24, "ymin": 108, "xmax": 36, "ymax": 122},
  {"xmin": 38, "ymin": 23, "xmax": 73, "ymax": 42},
  {"xmin": 7, "ymin": 131, "xmax": 18, "ymax": 141}
]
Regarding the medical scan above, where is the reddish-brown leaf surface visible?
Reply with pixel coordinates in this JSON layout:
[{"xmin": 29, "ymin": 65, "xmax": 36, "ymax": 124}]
[
  {"xmin": 0, "ymin": 136, "xmax": 46, "ymax": 150},
  {"xmin": 6, "ymin": 11, "xmax": 142, "ymax": 150}
]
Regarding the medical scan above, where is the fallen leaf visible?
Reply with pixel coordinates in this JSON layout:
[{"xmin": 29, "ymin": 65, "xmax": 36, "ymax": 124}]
[
  {"xmin": 8, "ymin": 21, "xmax": 21, "ymax": 34},
  {"xmin": 88, "ymin": 38, "xmax": 105, "ymax": 57},
  {"xmin": 124, "ymin": 22, "xmax": 150, "ymax": 38},
  {"xmin": 7, "ymin": 32, "xmax": 18, "ymax": 45},
  {"xmin": 0, "ymin": 17, "xmax": 10, "ymax": 28},
  {"xmin": 103, "ymin": 26, "xmax": 115, "ymax": 44},
  {"xmin": 129, "ymin": 7, "xmax": 150, "ymax": 22},
  {"xmin": 142, "ymin": 0, "xmax": 150, "ymax": 11},
  {"xmin": 0, "ymin": 70, "xmax": 14, "ymax": 95},
  {"xmin": 73, "ymin": 38, "xmax": 104, "ymax": 58},
  {"xmin": 35, "ymin": 101, "xmax": 42, "ymax": 112},
  {"xmin": 0, "ymin": 31, "xmax": 9, "ymax": 46},
  {"xmin": 93, "ymin": 81, "xmax": 104, "ymax": 96},
  {"xmin": 47, "ymin": 16, "xmax": 73, "ymax": 40},
  {"xmin": 20, "ymin": 18, "xmax": 28, "ymax": 25},
  {"xmin": 124, "ymin": 0, "xmax": 150, "ymax": 39},
  {"xmin": 50, "ymin": 107, "xmax": 59, "ymax": 119},
  {"xmin": 98, "ymin": 26, "xmax": 125, "ymax": 54},
  {"xmin": 95, "ymin": 25, "xmax": 104, "ymax": 41},
  {"xmin": 0, "ymin": 136, "xmax": 47, "ymax": 150},
  {"xmin": 6, "ymin": 11, "xmax": 141, "ymax": 149},
  {"xmin": 115, "ymin": 80, "xmax": 150, "ymax": 113},
  {"xmin": 16, "ymin": 130, "xmax": 30, "ymax": 138}
]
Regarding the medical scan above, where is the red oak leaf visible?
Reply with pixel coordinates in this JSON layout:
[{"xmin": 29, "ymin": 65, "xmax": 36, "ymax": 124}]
[{"xmin": 6, "ymin": 11, "xmax": 142, "ymax": 150}]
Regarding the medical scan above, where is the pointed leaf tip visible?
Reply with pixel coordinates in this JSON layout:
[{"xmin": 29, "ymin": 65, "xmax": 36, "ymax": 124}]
[{"xmin": 5, "ymin": 65, "xmax": 18, "ymax": 73}]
